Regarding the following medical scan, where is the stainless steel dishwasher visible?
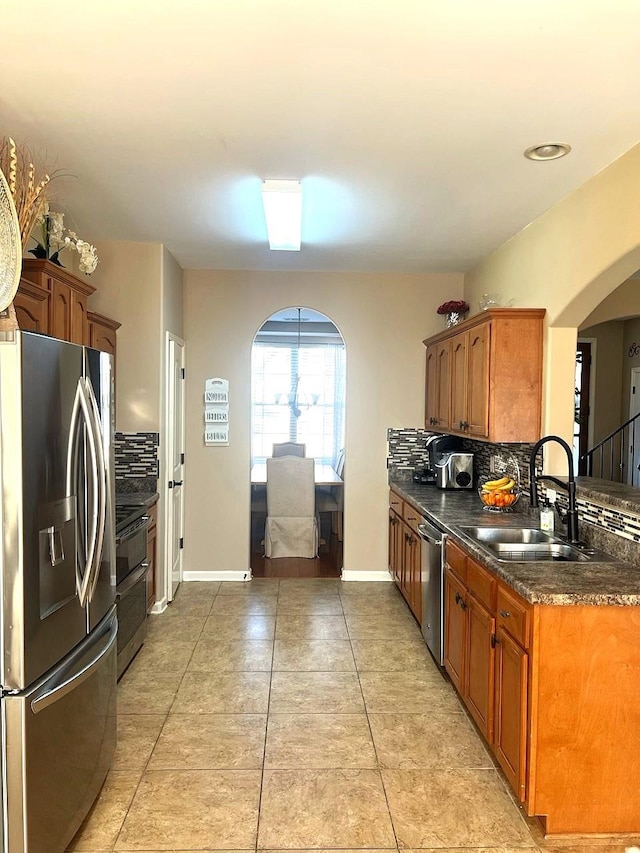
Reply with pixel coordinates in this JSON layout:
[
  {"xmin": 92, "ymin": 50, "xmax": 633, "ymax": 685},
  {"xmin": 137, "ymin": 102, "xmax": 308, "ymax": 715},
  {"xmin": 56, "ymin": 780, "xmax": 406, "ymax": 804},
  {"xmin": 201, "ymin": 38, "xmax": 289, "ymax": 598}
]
[{"xmin": 417, "ymin": 518, "xmax": 446, "ymax": 666}]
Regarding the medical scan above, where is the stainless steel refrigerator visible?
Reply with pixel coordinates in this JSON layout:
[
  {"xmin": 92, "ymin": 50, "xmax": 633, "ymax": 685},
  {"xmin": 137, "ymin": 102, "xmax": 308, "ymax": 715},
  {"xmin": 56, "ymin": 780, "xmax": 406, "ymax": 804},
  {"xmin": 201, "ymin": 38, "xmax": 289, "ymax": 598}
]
[{"xmin": 0, "ymin": 330, "xmax": 117, "ymax": 852}]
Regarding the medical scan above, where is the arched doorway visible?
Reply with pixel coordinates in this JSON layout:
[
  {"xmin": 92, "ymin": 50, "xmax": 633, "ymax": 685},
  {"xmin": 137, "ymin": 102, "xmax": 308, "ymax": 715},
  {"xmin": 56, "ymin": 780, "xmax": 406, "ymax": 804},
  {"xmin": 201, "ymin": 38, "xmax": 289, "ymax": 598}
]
[{"xmin": 249, "ymin": 307, "xmax": 346, "ymax": 577}]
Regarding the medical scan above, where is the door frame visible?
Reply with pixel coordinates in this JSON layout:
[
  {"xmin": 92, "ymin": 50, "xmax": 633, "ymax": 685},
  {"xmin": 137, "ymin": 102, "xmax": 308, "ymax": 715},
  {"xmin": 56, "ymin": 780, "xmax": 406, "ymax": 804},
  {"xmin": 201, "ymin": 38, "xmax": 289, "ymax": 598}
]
[
  {"xmin": 164, "ymin": 332, "xmax": 186, "ymax": 603},
  {"xmin": 628, "ymin": 366, "xmax": 640, "ymax": 486}
]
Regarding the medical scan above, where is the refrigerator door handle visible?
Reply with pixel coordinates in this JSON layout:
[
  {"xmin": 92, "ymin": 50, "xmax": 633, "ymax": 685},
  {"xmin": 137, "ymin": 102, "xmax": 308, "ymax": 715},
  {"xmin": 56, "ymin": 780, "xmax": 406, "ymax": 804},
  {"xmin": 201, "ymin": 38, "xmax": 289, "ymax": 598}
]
[
  {"xmin": 66, "ymin": 380, "xmax": 89, "ymax": 601},
  {"xmin": 76, "ymin": 379, "xmax": 100, "ymax": 607},
  {"xmin": 83, "ymin": 378, "xmax": 107, "ymax": 601},
  {"xmin": 30, "ymin": 616, "xmax": 117, "ymax": 715}
]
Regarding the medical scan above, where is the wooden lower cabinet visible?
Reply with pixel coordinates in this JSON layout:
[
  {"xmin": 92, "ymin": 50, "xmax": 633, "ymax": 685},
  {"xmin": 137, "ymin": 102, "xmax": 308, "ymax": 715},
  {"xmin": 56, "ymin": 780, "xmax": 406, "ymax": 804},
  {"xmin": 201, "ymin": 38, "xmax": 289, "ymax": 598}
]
[
  {"xmin": 466, "ymin": 595, "xmax": 495, "ymax": 742},
  {"xmin": 444, "ymin": 537, "xmax": 640, "ymax": 835},
  {"xmin": 146, "ymin": 505, "xmax": 158, "ymax": 612},
  {"xmin": 493, "ymin": 626, "xmax": 528, "ymax": 801},
  {"xmin": 443, "ymin": 566, "xmax": 467, "ymax": 694},
  {"xmin": 388, "ymin": 491, "xmax": 422, "ymax": 623}
]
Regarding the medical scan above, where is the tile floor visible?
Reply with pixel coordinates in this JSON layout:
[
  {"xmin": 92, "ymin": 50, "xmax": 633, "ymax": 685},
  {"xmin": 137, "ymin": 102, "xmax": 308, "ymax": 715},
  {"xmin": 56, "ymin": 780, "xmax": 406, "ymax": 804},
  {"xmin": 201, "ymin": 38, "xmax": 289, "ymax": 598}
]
[{"xmin": 68, "ymin": 578, "xmax": 639, "ymax": 852}]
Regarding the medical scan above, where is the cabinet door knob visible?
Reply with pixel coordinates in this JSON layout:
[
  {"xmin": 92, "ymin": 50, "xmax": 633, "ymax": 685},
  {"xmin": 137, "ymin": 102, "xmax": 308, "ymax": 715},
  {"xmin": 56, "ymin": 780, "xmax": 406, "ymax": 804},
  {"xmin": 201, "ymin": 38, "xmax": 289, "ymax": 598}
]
[
  {"xmin": 455, "ymin": 592, "xmax": 461, "ymax": 605},
  {"xmin": 500, "ymin": 609, "xmax": 510, "ymax": 618}
]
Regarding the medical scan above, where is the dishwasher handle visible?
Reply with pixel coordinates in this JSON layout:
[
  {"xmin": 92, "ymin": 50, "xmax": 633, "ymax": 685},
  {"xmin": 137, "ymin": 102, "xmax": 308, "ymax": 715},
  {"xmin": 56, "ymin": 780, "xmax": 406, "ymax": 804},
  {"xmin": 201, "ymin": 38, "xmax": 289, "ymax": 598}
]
[{"xmin": 417, "ymin": 522, "xmax": 443, "ymax": 546}]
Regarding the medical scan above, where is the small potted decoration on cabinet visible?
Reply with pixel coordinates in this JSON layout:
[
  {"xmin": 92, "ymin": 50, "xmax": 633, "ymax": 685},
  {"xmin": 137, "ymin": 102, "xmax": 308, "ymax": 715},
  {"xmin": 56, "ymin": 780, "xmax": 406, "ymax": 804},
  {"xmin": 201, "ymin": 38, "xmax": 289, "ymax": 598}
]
[{"xmin": 437, "ymin": 300, "xmax": 469, "ymax": 327}]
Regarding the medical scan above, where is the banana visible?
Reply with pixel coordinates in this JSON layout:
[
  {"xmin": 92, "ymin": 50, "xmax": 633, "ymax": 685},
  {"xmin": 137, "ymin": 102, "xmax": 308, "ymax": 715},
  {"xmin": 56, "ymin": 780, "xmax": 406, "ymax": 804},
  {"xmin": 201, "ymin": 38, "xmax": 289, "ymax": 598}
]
[
  {"xmin": 483, "ymin": 476, "xmax": 509, "ymax": 490},
  {"xmin": 495, "ymin": 478, "xmax": 516, "ymax": 491}
]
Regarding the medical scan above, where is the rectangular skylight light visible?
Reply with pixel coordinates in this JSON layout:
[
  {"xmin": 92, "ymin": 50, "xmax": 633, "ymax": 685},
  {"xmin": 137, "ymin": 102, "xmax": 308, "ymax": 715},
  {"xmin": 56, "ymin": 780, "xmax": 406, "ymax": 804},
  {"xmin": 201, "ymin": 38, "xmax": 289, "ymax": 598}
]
[{"xmin": 261, "ymin": 179, "xmax": 302, "ymax": 251}]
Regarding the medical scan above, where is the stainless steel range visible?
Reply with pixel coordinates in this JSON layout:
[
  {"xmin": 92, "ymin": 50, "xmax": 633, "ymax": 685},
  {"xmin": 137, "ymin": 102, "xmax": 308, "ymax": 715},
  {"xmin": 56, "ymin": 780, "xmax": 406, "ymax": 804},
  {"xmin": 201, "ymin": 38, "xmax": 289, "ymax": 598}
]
[{"xmin": 115, "ymin": 503, "xmax": 152, "ymax": 678}]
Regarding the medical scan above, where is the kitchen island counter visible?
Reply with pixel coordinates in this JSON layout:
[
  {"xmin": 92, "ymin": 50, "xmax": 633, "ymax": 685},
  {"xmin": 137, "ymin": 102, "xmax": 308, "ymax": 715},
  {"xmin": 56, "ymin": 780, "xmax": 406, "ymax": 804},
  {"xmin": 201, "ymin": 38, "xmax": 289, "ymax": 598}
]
[{"xmin": 389, "ymin": 476, "xmax": 640, "ymax": 606}]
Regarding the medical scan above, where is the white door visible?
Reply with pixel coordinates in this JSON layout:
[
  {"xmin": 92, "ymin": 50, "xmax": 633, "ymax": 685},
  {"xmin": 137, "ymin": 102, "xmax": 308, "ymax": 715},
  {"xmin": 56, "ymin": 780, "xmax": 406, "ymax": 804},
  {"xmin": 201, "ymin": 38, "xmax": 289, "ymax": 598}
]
[
  {"xmin": 628, "ymin": 368, "xmax": 640, "ymax": 486},
  {"xmin": 166, "ymin": 336, "xmax": 185, "ymax": 600}
]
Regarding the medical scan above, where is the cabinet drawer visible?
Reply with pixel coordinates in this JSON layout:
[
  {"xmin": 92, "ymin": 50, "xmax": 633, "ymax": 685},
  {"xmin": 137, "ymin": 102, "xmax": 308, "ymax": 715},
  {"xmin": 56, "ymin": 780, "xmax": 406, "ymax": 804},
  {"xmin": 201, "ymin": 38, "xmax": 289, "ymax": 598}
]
[
  {"xmin": 467, "ymin": 557, "xmax": 495, "ymax": 611},
  {"xmin": 403, "ymin": 503, "xmax": 422, "ymax": 533},
  {"xmin": 389, "ymin": 490, "xmax": 403, "ymax": 514},
  {"xmin": 496, "ymin": 585, "xmax": 530, "ymax": 650},
  {"xmin": 446, "ymin": 539, "xmax": 467, "ymax": 584}
]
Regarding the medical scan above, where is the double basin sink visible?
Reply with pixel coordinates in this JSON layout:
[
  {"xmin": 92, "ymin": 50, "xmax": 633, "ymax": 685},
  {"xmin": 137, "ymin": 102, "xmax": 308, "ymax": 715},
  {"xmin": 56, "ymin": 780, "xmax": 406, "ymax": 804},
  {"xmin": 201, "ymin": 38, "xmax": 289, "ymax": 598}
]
[{"xmin": 459, "ymin": 526, "xmax": 616, "ymax": 563}]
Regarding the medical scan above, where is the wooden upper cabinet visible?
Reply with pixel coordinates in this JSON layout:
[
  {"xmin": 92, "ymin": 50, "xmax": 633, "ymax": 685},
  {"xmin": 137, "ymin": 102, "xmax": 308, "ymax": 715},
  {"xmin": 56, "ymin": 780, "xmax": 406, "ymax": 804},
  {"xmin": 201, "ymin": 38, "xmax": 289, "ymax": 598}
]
[
  {"xmin": 425, "ymin": 341, "xmax": 451, "ymax": 430},
  {"xmin": 466, "ymin": 322, "xmax": 490, "ymax": 438},
  {"xmin": 450, "ymin": 332, "xmax": 467, "ymax": 432},
  {"xmin": 20, "ymin": 259, "xmax": 96, "ymax": 345},
  {"xmin": 423, "ymin": 308, "xmax": 545, "ymax": 443},
  {"xmin": 88, "ymin": 311, "xmax": 121, "ymax": 356},
  {"xmin": 13, "ymin": 279, "xmax": 50, "ymax": 334}
]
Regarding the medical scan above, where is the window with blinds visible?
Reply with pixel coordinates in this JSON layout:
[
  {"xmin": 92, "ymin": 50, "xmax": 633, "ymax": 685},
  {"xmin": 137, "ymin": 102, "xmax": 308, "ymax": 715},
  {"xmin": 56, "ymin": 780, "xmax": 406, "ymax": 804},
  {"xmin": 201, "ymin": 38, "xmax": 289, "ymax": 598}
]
[{"xmin": 251, "ymin": 339, "xmax": 345, "ymax": 465}]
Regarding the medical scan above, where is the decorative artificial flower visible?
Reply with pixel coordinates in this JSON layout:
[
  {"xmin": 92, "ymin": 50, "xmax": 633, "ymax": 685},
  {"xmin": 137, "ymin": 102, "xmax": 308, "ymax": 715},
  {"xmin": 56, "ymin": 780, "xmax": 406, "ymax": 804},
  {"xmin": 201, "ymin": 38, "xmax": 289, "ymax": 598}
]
[
  {"xmin": 30, "ymin": 211, "xmax": 99, "ymax": 274},
  {"xmin": 436, "ymin": 300, "xmax": 469, "ymax": 315}
]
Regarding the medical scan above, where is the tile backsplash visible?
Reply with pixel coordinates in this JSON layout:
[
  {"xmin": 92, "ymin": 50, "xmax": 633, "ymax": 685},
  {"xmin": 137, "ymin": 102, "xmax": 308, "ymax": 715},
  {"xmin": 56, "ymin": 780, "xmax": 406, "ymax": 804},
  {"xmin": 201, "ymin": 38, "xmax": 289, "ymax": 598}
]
[
  {"xmin": 387, "ymin": 427, "xmax": 640, "ymax": 555},
  {"xmin": 115, "ymin": 432, "xmax": 159, "ymax": 480},
  {"xmin": 387, "ymin": 428, "xmax": 537, "ymax": 487}
]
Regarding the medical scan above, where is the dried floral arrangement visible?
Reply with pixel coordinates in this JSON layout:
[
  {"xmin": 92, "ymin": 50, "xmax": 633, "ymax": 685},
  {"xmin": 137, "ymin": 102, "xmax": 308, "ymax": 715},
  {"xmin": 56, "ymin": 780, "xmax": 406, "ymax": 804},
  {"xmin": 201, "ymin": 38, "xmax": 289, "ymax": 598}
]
[
  {"xmin": 436, "ymin": 299, "xmax": 469, "ymax": 315},
  {"xmin": 0, "ymin": 137, "xmax": 55, "ymax": 246}
]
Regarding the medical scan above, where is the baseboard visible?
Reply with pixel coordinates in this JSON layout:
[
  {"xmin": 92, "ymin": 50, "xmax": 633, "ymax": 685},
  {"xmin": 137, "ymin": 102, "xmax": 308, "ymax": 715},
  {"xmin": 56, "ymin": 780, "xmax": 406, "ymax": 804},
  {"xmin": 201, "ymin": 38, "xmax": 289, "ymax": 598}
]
[
  {"xmin": 149, "ymin": 596, "xmax": 167, "ymax": 614},
  {"xmin": 182, "ymin": 570, "xmax": 252, "ymax": 582},
  {"xmin": 340, "ymin": 569, "xmax": 393, "ymax": 582}
]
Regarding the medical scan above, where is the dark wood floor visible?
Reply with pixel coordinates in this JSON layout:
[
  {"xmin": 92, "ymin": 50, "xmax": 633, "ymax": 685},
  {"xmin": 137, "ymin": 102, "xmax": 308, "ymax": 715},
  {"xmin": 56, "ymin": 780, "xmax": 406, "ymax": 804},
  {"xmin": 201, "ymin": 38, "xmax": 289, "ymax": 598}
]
[{"xmin": 250, "ymin": 513, "xmax": 342, "ymax": 578}]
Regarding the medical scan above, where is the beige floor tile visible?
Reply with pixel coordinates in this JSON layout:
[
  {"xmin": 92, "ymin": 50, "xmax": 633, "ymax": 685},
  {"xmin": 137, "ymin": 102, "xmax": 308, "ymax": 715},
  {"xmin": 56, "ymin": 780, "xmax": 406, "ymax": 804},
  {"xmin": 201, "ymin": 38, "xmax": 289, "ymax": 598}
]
[
  {"xmin": 171, "ymin": 671, "xmax": 271, "ymax": 714},
  {"xmin": 127, "ymin": 638, "xmax": 196, "ymax": 674},
  {"xmin": 202, "ymin": 613, "xmax": 276, "ymax": 639},
  {"xmin": 218, "ymin": 578, "xmax": 280, "ymax": 595},
  {"xmin": 115, "ymin": 769, "xmax": 261, "ymax": 850},
  {"xmin": 148, "ymin": 714, "xmax": 267, "ymax": 770},
  {"xmin": 351, "ymin": 639, "xmax": 439, "ymax": 672},
  {"xmin": 188, "ymin": 638, "xmax": 274, "ymax": 671},
  {"xmin": 210, "ymin": 594, "xmax": 278, "ymax": 615},
  {"xmin": 275, "ymin": 613, "xmax": 348, "ymax": 639},
  {"xmin": 165, "ymin": 593, "xmax": 215, "ymax": 615},
  {"xmin": 345, "ymin": 612, "xmax": 422, "ymax": 640},
  {"xmin": 278, "ymin": 578, "xmax": 340, "ymax": 594},
  {"xmin": 111, "ymin": 715, "xmax": 166, "ymax": 771},
  {"xmin": 258, "ymin": 769, "xmax": 396, "ymax": 848},
  {"xmin": 147, "ymin": 611, "xmax": 208, "ymax": 641},
  {"xmin": 273, "ymin": 639, "xmax": 355, "ymax": 671},
  {"xmin": 269, "ymin": 671, "xmax": 365, "ymax": 713},
  {"xmin": 368, "ymin": 713, "xmax": 493, "ymax": 769},
  {"xmin": 265, "ymin": 713, "xmax": 377, "ymax": 769},
  {"xmin": 276, "ymin": 594, "xmax": 344, "ymax": 614},
  {"xmin": 67, "ymin": 770, "xmax": 141, "ymax": 851},
  {"xmin": 117, "ymin": 671, "xmax": 180, "ymax": 715},
  {"xmin": 339, "ymin": 580, "xmax": 400, "ymax": 596},
  {"xmin": 175, "ymin": 580, "xmax": 221, "ymax": 597},
  {"xmin": 382, "ymin": 768, "xmax": 534, "ymax": 848},
  {"xmin": 359, "ymin": 671, "xmax": 463, "ymax": 714}
]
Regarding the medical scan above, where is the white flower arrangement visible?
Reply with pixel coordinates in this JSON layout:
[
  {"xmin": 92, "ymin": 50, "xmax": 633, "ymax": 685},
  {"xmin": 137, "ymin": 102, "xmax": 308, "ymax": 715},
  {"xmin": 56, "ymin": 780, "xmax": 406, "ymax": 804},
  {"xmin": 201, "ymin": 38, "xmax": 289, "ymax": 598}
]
[{"xmin": 32, "ymin": 205, "xmax": 99, "ymax": 275}]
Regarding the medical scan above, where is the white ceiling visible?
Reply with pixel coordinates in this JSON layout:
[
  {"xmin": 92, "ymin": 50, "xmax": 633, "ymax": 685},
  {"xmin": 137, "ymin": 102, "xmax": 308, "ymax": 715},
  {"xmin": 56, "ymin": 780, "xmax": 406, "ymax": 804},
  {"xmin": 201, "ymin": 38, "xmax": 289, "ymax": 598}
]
[{"xmin": 3, "ymin": 1, "xmax": 640, "ymax": 273}]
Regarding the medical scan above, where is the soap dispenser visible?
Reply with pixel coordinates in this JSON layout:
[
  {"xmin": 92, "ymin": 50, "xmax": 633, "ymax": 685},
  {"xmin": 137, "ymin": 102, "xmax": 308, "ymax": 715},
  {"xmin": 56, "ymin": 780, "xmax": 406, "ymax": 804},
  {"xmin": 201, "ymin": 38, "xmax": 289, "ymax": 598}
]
[{"xmin": 540, "ymin": 500, "xmax": 555, "ymax": 533}]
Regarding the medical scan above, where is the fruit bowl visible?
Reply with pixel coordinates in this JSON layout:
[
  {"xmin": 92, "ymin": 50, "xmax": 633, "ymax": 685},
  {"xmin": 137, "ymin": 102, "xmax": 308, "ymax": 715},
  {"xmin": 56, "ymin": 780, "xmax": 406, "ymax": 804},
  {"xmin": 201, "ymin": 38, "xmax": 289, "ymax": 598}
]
[{"xmin": 478, "ymin": 482, "xmax": 520, "ymax": 512}]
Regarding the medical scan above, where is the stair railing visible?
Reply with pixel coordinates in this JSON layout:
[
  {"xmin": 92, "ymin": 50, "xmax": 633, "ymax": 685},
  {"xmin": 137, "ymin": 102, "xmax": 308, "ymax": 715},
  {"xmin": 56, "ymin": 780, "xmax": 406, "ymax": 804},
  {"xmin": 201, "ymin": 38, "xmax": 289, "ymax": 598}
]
[{"xmin": 581, "ymin": 411, "xmax": 640, "ymax": 483}]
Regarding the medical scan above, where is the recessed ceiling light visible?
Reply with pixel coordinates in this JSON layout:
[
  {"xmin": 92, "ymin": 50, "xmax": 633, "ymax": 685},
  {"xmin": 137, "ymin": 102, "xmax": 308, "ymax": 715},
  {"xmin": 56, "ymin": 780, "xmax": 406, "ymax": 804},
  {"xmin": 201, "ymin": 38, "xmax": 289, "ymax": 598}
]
[
  {"xmin": 524, "ymin": 143, "xmax": 571, "ymax": 161},
  {"xmin": 261, "ymin": 179, "xmax": 302, "ymax": 251}
]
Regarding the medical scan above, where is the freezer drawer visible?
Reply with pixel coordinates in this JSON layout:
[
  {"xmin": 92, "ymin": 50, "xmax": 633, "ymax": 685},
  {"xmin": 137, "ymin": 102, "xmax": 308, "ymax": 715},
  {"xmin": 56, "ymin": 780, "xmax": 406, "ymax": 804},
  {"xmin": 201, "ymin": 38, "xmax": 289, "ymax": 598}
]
[{"xmin": 3, "ymin": 607, "xmax": 117, "ymax": 853}]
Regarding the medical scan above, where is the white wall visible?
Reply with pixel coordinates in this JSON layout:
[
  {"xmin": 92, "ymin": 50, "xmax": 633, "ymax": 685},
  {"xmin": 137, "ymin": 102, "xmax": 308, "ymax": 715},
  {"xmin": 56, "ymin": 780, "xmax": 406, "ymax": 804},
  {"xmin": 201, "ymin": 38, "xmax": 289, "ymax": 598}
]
[{"xmin": 183, "ymin": 269, "xmax": 462, "ymax": 576}]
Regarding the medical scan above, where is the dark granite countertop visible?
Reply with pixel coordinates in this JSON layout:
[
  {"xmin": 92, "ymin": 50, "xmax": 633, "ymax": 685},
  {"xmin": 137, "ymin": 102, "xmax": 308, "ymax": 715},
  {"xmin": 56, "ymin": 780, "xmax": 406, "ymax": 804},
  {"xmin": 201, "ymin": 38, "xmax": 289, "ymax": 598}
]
[{"xmin": 389, "ymin": 476, "xmax": 640, "ymax": 606}]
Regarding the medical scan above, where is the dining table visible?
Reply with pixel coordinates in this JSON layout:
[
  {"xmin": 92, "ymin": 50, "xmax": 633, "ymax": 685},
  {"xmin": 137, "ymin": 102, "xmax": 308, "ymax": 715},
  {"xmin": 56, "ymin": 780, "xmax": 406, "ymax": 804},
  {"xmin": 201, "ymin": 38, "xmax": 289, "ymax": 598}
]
[{"xmin": 250, "ymin": 462, "xmax": 342, "ymax": 486}]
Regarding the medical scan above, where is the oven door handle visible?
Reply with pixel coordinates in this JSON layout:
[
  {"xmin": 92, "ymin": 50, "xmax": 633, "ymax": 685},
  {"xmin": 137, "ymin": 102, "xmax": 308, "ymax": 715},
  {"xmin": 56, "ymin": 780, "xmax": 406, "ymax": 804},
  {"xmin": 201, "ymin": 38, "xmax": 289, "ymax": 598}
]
[
  {"xmin": 116, "ymin": 516, "xmax": 150, "ymax": 546},
  {"xmin": 115, "ymin": 561, "xmax": 150, "ymax": 600}
]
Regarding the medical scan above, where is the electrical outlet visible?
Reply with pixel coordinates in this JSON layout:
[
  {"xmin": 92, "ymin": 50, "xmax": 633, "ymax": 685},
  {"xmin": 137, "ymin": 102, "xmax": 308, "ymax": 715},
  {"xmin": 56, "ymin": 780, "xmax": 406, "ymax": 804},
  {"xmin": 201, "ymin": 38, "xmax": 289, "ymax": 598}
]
[{"xmin": 547, "ymin": 488, "xmax": 557, "ymax": 503}]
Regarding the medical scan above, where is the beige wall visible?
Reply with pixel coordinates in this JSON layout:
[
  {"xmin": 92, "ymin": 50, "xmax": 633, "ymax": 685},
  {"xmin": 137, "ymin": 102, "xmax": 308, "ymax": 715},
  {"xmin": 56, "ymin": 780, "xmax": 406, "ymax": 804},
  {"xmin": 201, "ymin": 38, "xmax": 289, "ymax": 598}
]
[
  {"xmin": 579, "ymin": 321, "xmax": 624, "ymax": 445},
  {"xmin": 622, "ymin": 318, "xmax": 640, "ymax": 422},
  {"xmin": 162, "ymin": 247, "xmax": 184, "ymax": 339},
  {"xmin": 464, "ymin": 144, "xmax": 640, "ymax": 471},
  {"xmin": 86, "ymin": 241, "xmax": 163, "ymax": 432},
  {"xmin": 183, "ymin": 269, "xmax": 462, "ymax": 575},
  {"xmin": 581, "ymin": 276, "xmax": 640, "ymax": 328}
]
